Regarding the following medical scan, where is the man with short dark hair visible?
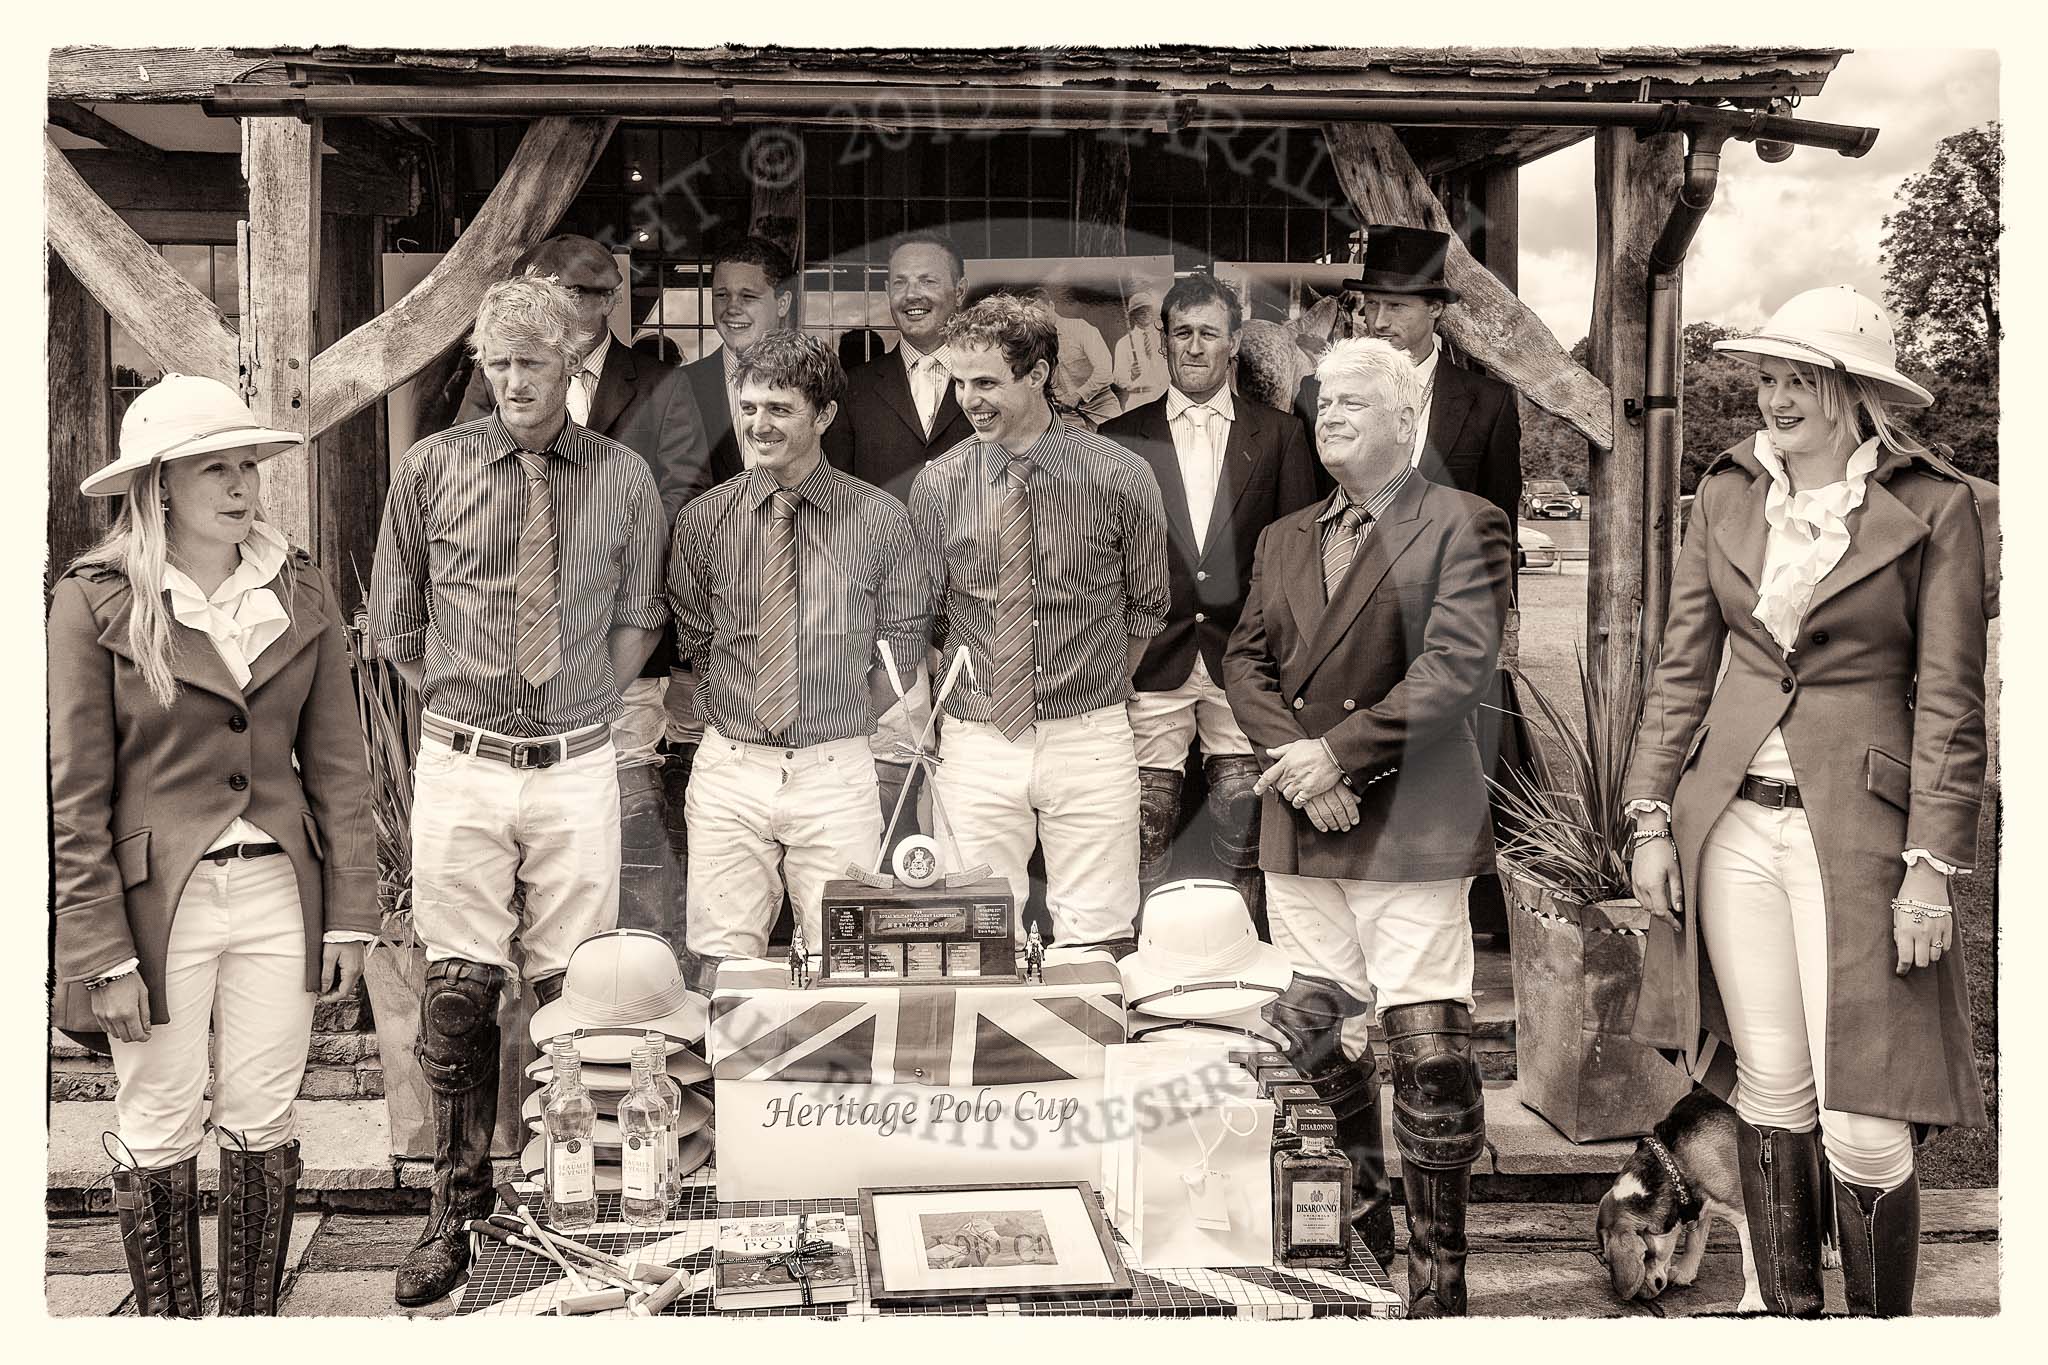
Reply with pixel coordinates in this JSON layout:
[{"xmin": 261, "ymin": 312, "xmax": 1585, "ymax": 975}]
[
  {"xmin": 681, "ymin": 235, "xmax": 800, "ymax": 484},
  {"xmin": 373, "ymin": 274, "xmax": 667, "ymax": 1306},
  {"xmin": 1228, "ymin": 336, "xmax": 1512, "ymax": 1315},
  {"xmin": 907, "ymin": 293, "xmax": 1170, "ymax": 948},
  {"xmin": 668, "ymin": 331, "xmax": 929, "ymax": 964},
  {"xmin": 1100, "ymin": 275, "xmax": 1319, "ymax": 930}
]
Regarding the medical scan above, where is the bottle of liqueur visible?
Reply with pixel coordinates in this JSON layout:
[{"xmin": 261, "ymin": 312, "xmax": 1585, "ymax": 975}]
[
  {"xmin": 1272, "ymin": 1102, "xmax": 1352, "ymax": 1269},
  {"xmin": 619, "ymin": 1037, "xmax": 675, "ymax": 1226},
  {"xmin": 543, "ymin": 1034, "xmax": 598, "ymax": 1231}
]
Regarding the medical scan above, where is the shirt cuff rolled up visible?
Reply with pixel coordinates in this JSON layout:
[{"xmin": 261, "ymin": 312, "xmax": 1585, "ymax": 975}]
[
  {"xmin": 377, "ymin": 628, "xmax": 425, "ymax": 663},
  {"xmin": 1123, "ymin": 609, "xmax": 1167, "ymax": 639},
  {"xmin": 612, "ymin": 595, "xmax": 669, "ymax": 631},
  {"xmin": 322, "ymin": 931, "xmax": 377, "ymax": 945}
]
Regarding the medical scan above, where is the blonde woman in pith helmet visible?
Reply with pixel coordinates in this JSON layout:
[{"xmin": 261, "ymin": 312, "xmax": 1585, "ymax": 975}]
[
  {"xmin": 1620, "ymin": 287, "xmax": 1991, "ymax": 1317},
  {"xmin": 48, "ymin": 375, "xmax": 377, "ymax": 1315}
]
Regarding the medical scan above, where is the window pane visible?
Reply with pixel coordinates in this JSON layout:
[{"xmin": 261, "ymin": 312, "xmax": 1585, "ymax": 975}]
[
  {"xmin": 210, "ymin": 245, "xmax": 240, "ymax": 316},
  {"xmin": 162, "ymin": 245, "xmax": 210, "ymax": 300}
]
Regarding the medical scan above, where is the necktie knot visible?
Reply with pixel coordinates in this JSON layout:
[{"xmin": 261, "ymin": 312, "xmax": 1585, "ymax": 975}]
[
  {"xmin": 1342, "ymin": 502, "xmax": 1371, "ymax": 532},
  {"xmin": 770, "ymin": 488, "xmax": 800, "ymax": 522},
  {"xmin": 1005, "ymin": 456, "xmax": 1032, "ymax": 491},
  {"xmin": 515, "ymin": 449, "xmax": 549, "ymax": 481}
]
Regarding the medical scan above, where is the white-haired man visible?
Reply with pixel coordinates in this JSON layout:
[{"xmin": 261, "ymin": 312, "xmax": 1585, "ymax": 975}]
[
  {"xmin": 371, "ymin": 274, "xmax": 667, "ymax": 1307},
  {"xmin": 1224, "ymin": 336, "xmax": 1513, "ymax": 1316}
]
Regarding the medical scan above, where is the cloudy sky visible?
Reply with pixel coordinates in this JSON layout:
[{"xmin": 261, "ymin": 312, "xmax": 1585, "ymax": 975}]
[{"xmin": 1517, "ymin": 48, "xmax": 2001, "ymax": 344}]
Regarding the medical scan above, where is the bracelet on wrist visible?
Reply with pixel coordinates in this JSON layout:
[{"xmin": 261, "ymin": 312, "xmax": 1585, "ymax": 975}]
[
  {"xmin": 1628, "ymin": 828, "xmax": 1674, "ymax": 850},
  {"xmin": 1891, "ymin": 897, "xmax": 1952, "ymax": 924}
]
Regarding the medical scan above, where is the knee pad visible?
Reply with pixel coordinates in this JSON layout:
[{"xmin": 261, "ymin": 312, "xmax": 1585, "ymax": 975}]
[
  {"xmin": 1136, "ymin": 766, "xmax": 1185, "ymax": 884},
  {"xmin": 1383, "ymin": 1001, "xmax": 1486, "ymax": 1170},
  {"xmin": 416, "ymin": 960, "xmax": 506, "ymax": 1095},
  {"xmin": 1202, "ymin": 755, "xmax": 1265, "ymax": 869},
  {"xmin": 1263, "ymin": 974, "xmax": 1370, "ymax": 1079}
]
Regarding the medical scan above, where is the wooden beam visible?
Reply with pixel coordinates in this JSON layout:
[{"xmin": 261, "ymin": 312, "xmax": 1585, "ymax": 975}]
[
  {"xmin": 44, "ymin": 132, "xmax": 238, "ymax": 384},
  {"xmin": 746, "ymin": 123, "xmax": 804, "ymax": 262},
  {"xmin": 315, "ymin": 214, "xmax": 388, "ymax": 604},
  {"xmin": 1585, "ymin": 127, "xmax": 1685, "ymax": 709},
  {"xmin": 47, "ymin": 250, "xmax": 112, "ymax": 595},
  {"xmin": 308, "ymin": 116, "xmax": 616, "ymax": 439},
  {"xmin": 48, "ymin": 99, "xmax": 164, "ymax": 164},
  {"xmin": 1480, "ymin": 162, "xmax": 1519, "ymax": 295},
  {"xmin": 242, "ymin": 116, "xmax": 323, "ymax": 551},
  {"xmin": 1074, "ymin": 135, "xmax": 1131, "ymax": 258},
  {"xmin": 49, "ymin": 46, "xmax": 282, "ymax": 101},
  {"xmin": 1404, "ymin": 125, "xmax": 1592, "ymax": 178},
  {"xmin": 109, "ymin": 209, "xmax": 240, "ymax": 244},
  {"xmin": 64, "ymin": 148, "xmax": 414, "ymax": 220},
  {"xmin": 1322, "ymin": 122, "xmax": 1611, "ymax": 448}
]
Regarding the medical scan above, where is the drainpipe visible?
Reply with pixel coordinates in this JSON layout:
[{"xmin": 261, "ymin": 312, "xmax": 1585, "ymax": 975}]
[{"xmin": 1639, "ymin": 128, "xmax": 1729, "ymax": 690}]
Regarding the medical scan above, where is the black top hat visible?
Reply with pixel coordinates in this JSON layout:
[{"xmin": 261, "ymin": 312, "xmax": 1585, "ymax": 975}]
[{"xmin": 1341, "ymin": 224, "xmax": 1461, "ymax": 304}]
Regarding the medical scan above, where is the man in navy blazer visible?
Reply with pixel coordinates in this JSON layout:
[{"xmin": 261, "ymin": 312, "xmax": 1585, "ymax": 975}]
[
  {"xmin": 1099, "ymin": 274, "xmax": 1319, "ymax": 930},
  {"xmin": 678, "ymin": 235, "xmax": 799, "ymax": 487}
]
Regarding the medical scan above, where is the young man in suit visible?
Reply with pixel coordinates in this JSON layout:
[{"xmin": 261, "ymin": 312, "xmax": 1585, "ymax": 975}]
[
  {"xmin": 1100, "ymin": 275, "xmax": 1319, "ymax": 931},
  {"xmin": 1226, "ymin": 337, "xmax": 1513, "ymax": 1315},
  {"xmin": 452, "ymin": 234, "xmax": 714, "ymax": 947},
  {"xmin": 822, "ymin": 231, "xmax": 976, "ymax": 854},
  {"xmin": 680, "ymin": 235, "xmax": 800, "ymax": 487}
]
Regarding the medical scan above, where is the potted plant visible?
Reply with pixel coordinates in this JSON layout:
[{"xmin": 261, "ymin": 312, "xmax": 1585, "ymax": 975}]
[{"xmin": 1488, "ymin": 652, "xmax": 1690, "ymax": 1143}]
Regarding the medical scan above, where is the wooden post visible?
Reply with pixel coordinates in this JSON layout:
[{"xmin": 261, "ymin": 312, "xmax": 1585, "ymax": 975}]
[
  {"xmin": 1075, "ymin": 135, "xmax": 1131, "ymax": 258},
  {"xmin": 1480, "ymin": 162, "xmax": 1519, "ymax": 296},
  {"xmin": 316, "ymin": 213, "xmax": 388, "ymax": 606},
  {"xmin": 241, "ymin": 116, "xmax": 322, "ymax": 552},
  {"xmin": 1586, "ymin": 128, "xmax": 1685, "ymax": 704},
  {"xmin": 47, "ymin": 250, "xmax": 110, "ymax": 595}
]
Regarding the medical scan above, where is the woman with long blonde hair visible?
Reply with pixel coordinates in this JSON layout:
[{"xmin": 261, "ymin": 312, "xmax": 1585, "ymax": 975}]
[
  {"xmin": 1624, "ymin": 288, "xmax": 1993, "ymax": 1316},
  {"xmin": 49, "ymin": 375, "xmax": 377, "ymax": 1315}
]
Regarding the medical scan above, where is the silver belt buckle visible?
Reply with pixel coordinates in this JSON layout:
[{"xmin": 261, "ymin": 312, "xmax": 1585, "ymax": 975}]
[
  {"xmin": 509, "ymin": 739, "xmax": 559, "ymax": 770},
  {"xmin": 1749, "ymin": 776, "xmax": 1791, "ymax": 809}
]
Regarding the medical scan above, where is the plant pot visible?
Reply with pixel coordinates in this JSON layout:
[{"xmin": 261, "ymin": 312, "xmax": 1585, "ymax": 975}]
[
  {"xmin": 362, "ymin": 937, "xmax": 533, "ymax": 1160},
  {"xmin": 1498, "ymin": 853, "xmax": 1691, "ymax": 1143}
]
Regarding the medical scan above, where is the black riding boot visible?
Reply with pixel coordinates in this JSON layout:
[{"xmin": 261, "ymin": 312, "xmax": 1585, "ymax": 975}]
[
  {"xmin": 1203, "ymin": 754, "xmax": 1268, "ymax": 941},
  {"xmin": 1834, "ymin": 1170, "xmax": 1920, "ymax": 1317},
  {"xmin": 1263, "ymin": 976, "xmax": 1394, "ymax": 1266},
  {"xmin": 1734, "ymin": 1119, "xmax": 1826, "ymax": 1317},
  {"xmin": 217, "ymin": 1138, "xmax": 303, "ymax": 1315},
  {"xmin": 1136, "ymin": 765, "xmax": 1186, "ymax": 909},
  {"xmin": 396, "ymin": 960, "xmax": 506, "ymax": 1307},
  {"xmin": 1384, "ymin": 1001, "xmax": 1486, "ymax": 1317},
  {"xmin": 108, "ymin": 1151, "xmax": 203, "ymax": 1317}
]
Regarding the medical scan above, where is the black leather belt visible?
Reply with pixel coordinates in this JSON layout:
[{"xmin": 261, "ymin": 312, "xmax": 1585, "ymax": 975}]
[
  {"xmin": 1738, "ymin": 774, "xmax": 1803, "ymax": 810},
  {"xmin": 207, "ymin": 842, "xmax": 283, "ymax": 864},
  {"xmin": 421, "ymin": 714, "xmax": 611, "ymax": 770}
]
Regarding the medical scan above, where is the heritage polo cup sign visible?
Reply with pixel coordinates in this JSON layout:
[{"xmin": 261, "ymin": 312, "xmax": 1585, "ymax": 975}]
[{"xmin": 709, "ymin": 950, "xmax": 1127, "ymax": 1199}]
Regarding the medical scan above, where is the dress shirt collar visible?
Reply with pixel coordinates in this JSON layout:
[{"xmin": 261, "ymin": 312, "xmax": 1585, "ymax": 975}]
[
  {"xmin": 580, "ymin": 331, "xmax": 612, "ymax": 384},
  {"xmin": 742, "ymin": 456, "xmax": 836, "ymax": 514},
  {"xmin": 1750, "ymin": 430, "xmax": 1882, "ymax": 514},
  {"xmin": 162, "ymin": 521, "xmax": 292, "ymax": 686},
  {"xmin": 1413, "ymin": 334, "xmax": 1441, "ymax": 391},
  {"xmin": 1317, "ymin": 463, "xmax": 1412, "ymax": 527},
  {"xmin": 483, "ymin": 412, "xmax": 588, "ymax": 466},
  {"xmin": 985, "ymin": 417, "xmax": 1072, "ymax": 484},
  {"xmin": 1165, "ymin": 384, "xmax": 1235, "ymax": 425},
  {"xmin": 899, "ymin": 337, "xmax": 945, "ymax": 377}
]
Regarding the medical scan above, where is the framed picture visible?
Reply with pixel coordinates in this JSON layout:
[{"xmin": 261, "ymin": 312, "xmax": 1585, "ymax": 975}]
[{"xmin": 859, "ymin": 1181, "xmax": 1134, "ymax": 1305}]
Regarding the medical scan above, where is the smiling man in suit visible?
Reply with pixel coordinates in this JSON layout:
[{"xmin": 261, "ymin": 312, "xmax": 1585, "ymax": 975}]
[
  {"xmin": 680, "ymin": 235, "xmax": 800, "ymax": 486},
  {"xmin": 1227, "ymin": 337, "xmax": 1512, "ymax": 1315},
  {"xmin": 1100, "ymin": 274, "xmax": 1319, "ymax": 930}
]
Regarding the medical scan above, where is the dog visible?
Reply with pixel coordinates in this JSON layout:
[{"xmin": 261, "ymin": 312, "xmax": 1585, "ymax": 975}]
[{"xmin": 1596, "ymin": 1089, "xmax": 1763, "ymax": 1310}]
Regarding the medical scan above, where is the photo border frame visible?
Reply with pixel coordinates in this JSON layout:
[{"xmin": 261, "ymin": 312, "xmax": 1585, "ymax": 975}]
[{"xmin": 858, "ymin": 1181, "xmax": 1134, "ymax": 1305}]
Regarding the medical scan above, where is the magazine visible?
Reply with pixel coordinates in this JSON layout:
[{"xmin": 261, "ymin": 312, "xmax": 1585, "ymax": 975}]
[{"xmin": 712, "ymin": 1211, "xmax": 859, "ymax": 1309}]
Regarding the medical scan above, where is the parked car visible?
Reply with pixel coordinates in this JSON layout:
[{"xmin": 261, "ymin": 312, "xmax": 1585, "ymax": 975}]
[
  {"xmin": 1517, "ymin": 525, "xmax": 1561, "ymax": 573},
  {"xmin": 1525, "ymin": 479, "xmax": 1582, "ymax": 520}
]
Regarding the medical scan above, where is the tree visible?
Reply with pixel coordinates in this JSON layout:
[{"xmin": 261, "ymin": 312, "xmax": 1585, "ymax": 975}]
[{"xmin": 1881, "ymin": 122, "xmax": 2001, "ymax": 381}]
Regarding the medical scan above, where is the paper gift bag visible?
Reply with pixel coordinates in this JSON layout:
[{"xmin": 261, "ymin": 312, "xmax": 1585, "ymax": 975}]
[{"xmin": 1102, "ymin": 1044, "xmax": 1274, "ymax": 1269}]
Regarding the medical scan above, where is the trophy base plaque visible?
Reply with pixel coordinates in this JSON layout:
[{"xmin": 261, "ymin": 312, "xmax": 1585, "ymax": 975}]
[{"xmin": 818, "ymin": 878, "xmax": 1019, "ymax": 984}]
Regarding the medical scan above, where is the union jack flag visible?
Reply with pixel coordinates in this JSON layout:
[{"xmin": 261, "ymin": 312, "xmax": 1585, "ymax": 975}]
[{"xmin": 709, "ymin": 950, "xmax": 1126, "ymax": 1086}]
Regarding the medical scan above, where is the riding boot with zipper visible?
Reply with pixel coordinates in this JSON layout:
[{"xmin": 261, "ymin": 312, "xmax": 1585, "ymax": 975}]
[
  {"xmin": 216, "ymin": 1138, "xmax": 303, "ymax": 1315},
  {"xmin": 1734, "ymin": 1119, "xmax": 1826, "ymax": 1317},
  {"xmin": 108, "ymin": 1152, "xmax": 204, "ymax": 1317},
  {"xmin": 396, "ymin": 959, "xmax": 506, "ymax": 1307},
  {"xmin": 1834, "ymin": 1170, "xmax": 1920, "ymax": 1316}
]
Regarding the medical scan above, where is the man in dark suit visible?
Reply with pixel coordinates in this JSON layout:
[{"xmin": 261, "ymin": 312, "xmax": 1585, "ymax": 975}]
[
  {"xmin": 679, "ymin": 235, "xmax": 799, "ymax": 487},
  {"xmin": 1100, "ymin": 275, "xmax": 1319, "ymax": 930},
  {"xmin": 822, "ymin": 231, "xmax": 976, "ymax": 853},
  {"xmin": 1226, "ymin": 337, "xmax": 1512, "ymax": 1316},
  {"xmin": 451, "ymin": 234, "xmax": 714, "ymax": 945}
]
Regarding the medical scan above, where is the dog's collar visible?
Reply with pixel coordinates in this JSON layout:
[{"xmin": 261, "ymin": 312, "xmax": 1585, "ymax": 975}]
[{"xmin": 1642, "ymin": 1135, "xmax": 1692, "ymax": 1209}]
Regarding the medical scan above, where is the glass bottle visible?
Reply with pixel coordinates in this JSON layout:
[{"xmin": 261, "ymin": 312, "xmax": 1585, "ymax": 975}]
[
  {"xmin": 652, "ymin": 1034, "xmax": 689, "ymax": 1192},
  {"xmin": 619, "ymin": 1035, "xmax": 675, "ymax": 1225},
  {"xmin": 1272, "ymin": 1104, "xmax": 1352, "ymax": 1269},
  {"xmin": 543, "ymin": 1034, "xmax": 598, "ymax": 1231}
]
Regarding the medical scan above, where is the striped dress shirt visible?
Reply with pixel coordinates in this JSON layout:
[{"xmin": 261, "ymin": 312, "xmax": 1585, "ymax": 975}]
[
  {"xmin": 907, "ymin": 419, "xmax": 1170, "ymax": 725},
  {"xmin": 667, "ymin": 460, "xmax": 930, "ymax": 748},
  {"xmin": 1316, "ymin": 464, "xmax": 1415, "ymax": 594},
  {"xmin": 370, "ymin": 414, "xmax": 668, "ymax": 737}
]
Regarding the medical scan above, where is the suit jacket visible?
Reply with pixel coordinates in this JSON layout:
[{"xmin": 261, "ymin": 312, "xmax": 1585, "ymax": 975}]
[
  {"xmin": 48, "ymin": 552, "xmax": 379, "ymax": 1048},
  {"xmin": 456, "ymin": 332, "xmax": 714, "ymax": 528},
  {"xmin": 1294, "ymin": 353, "xmax": 1522, "ymax": 532},
  {"xmin": 822, "ymin": 348, "xmax": 975, "ymax": 504},
  {"xmin": 681, "ymin": 349, "xmax": 746, "ymax": 486},
  {"xmin": 1222, "ymin": 475, "xmax": 1513, "ymax": 883},
  {"xmin": 1099, "ymin": 392, "xmax": 1320, "ymax": 693},
  {"xmin": 1623, "ymin": 436, "xmax": 1989, "ymax": 1128}
]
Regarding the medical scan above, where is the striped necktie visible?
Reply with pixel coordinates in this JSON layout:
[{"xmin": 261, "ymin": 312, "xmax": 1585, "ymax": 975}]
[
  {"xmin": 1321, "ymin": 502, "xmax": 1371, "ymax": 602},
  {"xmin": 755, "ymin": 488, "xmax": 802, "ymax": 737},
  {"xmin": 513, "ymin": 450, "xmax": 564, "ymax": 688},
  {"xmin": 988, "ymin": 456, "xmax": 1037, "ymax": 741}
]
